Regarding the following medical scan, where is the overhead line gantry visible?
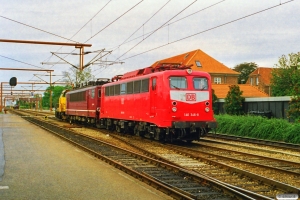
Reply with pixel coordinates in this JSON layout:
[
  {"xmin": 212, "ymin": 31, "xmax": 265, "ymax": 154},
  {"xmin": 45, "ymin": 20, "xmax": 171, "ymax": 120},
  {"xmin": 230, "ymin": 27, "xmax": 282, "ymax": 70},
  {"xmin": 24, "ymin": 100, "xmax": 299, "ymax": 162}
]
[{"xmin": 0, "ymin": 39, "xmax": 92, "ymax": 71}]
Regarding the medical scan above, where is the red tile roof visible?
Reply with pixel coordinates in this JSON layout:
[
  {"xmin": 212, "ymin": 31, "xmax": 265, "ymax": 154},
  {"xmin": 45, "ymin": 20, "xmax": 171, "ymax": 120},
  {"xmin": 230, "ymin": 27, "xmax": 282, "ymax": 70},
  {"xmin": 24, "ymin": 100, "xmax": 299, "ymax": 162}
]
[
  {"xmin": 150, "ymin": 49, "xmax": 269, "ymax": 98},
  {"xmin": 250, "ymin": 67, "xmax": 273, "ymax": 85},
  {"xmin": 150, "ymin": 49, "xmax": 239, "ymax": 75},
  {"xmin": 212, "ymin": 84, "xmax": 269, "ymax": 98}
]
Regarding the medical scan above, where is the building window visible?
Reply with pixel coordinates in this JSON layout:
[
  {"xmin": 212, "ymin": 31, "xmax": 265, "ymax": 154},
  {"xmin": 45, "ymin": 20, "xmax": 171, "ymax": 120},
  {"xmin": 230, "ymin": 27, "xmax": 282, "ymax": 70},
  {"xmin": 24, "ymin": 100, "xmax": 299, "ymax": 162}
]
[
  {"xmin": 250, "ymin": 78, "xmax": 253, "ymax": 85},
  {"xmin": 256, "ymin": 77, "xmax": 259, "ymax": 85},
  {"xmin": 195, "ymin": 60, "xmax": 202, "ymax": 68},
  {"xmin": 214, "ymin": 77, "xmax": 221, "ymax": 84}
]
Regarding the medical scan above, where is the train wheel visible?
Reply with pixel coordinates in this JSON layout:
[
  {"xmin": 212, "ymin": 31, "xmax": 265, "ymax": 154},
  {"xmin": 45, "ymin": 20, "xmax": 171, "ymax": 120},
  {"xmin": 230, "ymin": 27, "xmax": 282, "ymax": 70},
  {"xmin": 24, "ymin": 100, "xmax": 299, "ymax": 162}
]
[
  {"xmin": 116, "ymin": 125, "xmax": 122, "ymax": 133},
  {"xmin": 134, "ymin": 125, "xmax": 139, "ymax": 136},
  {"xmin": 123, "ymin": 125, "xmax": 129, "ymax": 134}
]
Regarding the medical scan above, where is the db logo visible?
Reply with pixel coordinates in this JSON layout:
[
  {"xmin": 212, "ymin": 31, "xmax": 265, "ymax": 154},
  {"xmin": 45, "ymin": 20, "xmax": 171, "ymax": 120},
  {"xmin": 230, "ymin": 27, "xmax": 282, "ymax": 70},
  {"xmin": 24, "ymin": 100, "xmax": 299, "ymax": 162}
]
[{"xmin": 186, "ymin": 93, "xmax": 196, "ymax": 101}]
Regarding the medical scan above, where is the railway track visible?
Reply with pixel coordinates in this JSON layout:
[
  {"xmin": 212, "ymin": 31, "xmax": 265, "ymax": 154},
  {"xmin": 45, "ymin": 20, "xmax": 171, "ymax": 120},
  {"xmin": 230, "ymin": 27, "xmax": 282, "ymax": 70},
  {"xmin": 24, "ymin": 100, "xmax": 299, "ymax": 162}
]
[
  {"xmin": 207, "ymin": 133, "xmax": 300, "ymax": 151},
  {"xmin": 188, "ymin": 142, "xmax": 300, "ymax": 178},
  {"xmin": 10, "ymin": 110, "xmax": 255, "ymax": 200},
  {"xmin": 11, "ymin": 109, "xmax": 300, "ymax": 199},
  {"xmin": 107, "ymin": 134, "xmax": 300, "ymax": 199}
]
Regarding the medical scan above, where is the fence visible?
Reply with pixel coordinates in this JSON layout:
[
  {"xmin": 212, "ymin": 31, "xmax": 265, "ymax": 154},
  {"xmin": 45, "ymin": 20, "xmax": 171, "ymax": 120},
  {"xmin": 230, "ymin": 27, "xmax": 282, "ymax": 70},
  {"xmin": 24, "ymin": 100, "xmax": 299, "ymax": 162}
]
[{"xmin": 216, "ymin": 96, "xmax": 292, "ymax": 121}]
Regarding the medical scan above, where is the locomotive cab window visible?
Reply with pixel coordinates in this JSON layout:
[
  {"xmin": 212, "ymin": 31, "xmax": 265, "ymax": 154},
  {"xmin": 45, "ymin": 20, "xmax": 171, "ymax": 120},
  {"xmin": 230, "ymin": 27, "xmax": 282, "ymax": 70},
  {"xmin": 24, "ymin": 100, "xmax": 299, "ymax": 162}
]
[
  {"xmin": 193, "ymin": 78, "xmax": 208, "ymax": 90},
  {"xmin": 169, "ymin": 77, "xmax": 187, "ymax": 89},
  {"xmin": 91, "ymin": 89, "xmax": 95, "ymax": 98},
  {"xmin": 114, "ymin": 84, "xmax": 120, "ymax": 95},
  {"xmin": 109, "ymin": 86, "xmax": 114, "ymax": 96},
  {"xmin": 98, "ymin": 89, "xmax": 101, "ymax": 97},
  {"xmin": 152, "ymin": 77, "xmax": 157, "ymax": 91},
  {"xmin": 134, "ymin": 80, "xmax": 141, "ymax": 93},
  {"xmin": 105, "ymin": 87, "xmax": 110, "ymax": 96},
  {"xmin": 127, "ymin": 82, "xmax": 133, "ymax": 94},
  {"xmin": 120, "ymin": 83, "xmax": 126, "ymax": 94},
  {"xmin": 141, "ymin": 78, "xmax": 149, "ymax": 92}
]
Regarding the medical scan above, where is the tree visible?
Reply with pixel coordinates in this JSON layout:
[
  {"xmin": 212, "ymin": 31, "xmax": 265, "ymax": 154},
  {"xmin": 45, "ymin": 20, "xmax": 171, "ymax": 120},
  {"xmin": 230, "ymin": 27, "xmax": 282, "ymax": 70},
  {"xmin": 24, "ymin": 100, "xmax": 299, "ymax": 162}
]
[
  {"xmin": 287, "ymin": 87, "xmax": 300, "ymax": 122},
  {"xmin": 42, "ymin": 85, "xmax": 71, "ymax": 109},
  {"xmin": 224, "ymin": 85, "xmax": 245, "ymax": 115},
  {"xmin": 212, "ymin": 89, "xmax": 219, "ymax": 114},
  {"xmin": 62, "ymin": 67, "xmax": 95, "ymax": 88},
  {"xmin": 270, "ymin": 53, "xmax": 300, "ymax": 96},
  {"xmin": 233, "ymin": 62, "xmax": 258, "ymax": 84}
]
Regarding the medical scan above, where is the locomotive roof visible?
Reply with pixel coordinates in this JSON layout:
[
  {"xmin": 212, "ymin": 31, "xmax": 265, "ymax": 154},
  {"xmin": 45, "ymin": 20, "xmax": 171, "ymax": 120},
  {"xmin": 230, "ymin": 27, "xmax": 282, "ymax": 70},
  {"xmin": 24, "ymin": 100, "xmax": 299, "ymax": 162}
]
[
  {"xmin": 114, "ymin": 63, "xmax": 194, "ymax": 81},
  {"xmin": 105, "ymin": 68, "xmax": 211, "ymax": 86},
  {"xmin": 67, "ymin": 84, "xmax": 103, "ymax": 94}
]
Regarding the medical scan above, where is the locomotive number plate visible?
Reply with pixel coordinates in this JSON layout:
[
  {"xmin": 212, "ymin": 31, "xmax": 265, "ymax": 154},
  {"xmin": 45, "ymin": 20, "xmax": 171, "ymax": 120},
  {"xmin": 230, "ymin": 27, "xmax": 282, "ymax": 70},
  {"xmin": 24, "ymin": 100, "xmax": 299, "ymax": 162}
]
[{"xmin": 186, "ymin": 93, "xmax": 196, "ymax": 101}]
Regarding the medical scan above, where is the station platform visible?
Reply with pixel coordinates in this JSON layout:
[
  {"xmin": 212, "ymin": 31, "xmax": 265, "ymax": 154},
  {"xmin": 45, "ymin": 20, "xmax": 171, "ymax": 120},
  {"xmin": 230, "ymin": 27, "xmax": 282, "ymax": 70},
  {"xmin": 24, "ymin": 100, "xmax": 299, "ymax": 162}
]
[{"xmin": 0, "ymin": 113, "xmax": 171, "ymax": 200}]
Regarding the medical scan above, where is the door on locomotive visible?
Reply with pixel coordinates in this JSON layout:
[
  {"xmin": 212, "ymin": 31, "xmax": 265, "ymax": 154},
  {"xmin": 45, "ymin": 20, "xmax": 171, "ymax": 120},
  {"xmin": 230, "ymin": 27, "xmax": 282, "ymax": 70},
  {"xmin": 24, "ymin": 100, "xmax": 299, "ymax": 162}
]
[{"xmin": 149, "ymin": 77, "xmax": 157, "ymax": 117}]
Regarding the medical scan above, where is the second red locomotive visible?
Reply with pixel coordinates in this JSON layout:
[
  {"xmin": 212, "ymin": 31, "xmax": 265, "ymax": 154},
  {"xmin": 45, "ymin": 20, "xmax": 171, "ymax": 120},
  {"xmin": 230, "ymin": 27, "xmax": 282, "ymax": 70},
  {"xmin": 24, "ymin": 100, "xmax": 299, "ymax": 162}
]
[{"xmin": 56, "ymin": 63, "xmax": 217, "ymax": 142}]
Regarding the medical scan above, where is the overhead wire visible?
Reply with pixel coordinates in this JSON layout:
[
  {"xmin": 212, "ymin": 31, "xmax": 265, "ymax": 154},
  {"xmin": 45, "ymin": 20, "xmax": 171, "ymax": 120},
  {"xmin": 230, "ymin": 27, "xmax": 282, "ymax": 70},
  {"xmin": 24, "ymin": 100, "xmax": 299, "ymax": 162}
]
[
  {"xmin": 110, "ymin": 0, "xmax": 226, "ymax": 50},
  {"xmin": 120, "ymin": 0, "xmax": 295, "ymax": 61},
  {"xmin": 0, "ymin": 15, "xmax": 80, "ymax": 43},
  {"xmin": 0, "ymin": 54, "xmax": 44, "ymax": 69},
  {"xmin": 0, "ymin": 0, "xmax": 114, "ymax": 74},
  {"xmin": 44, "ymin": 0, "xmax": 144, "ymax": 72},
  {"xmin": 115, "ymin": 0, "xmax": 172, "ymax": 50},
  {"xmin": 115, "ymin": 0, "xmax": 197, "ymax": 61},
  {"xmin": 85, "ymin": 0, "xmax": 144, "ymax": 42},
  {"xmin": 91, "ymin": 0, "xmax": 173, "ymax": 75},
  {"xmin": 93, "ymin": 0, "xmax": 225, "ymax": 76},
  {"xmin": 2, "ymin": 0, "xmax": 295, "ymax": 79},
  {"xmin": 40, "ymin": 0, "xmax": 114, "ymax": 65},
  {"xmin": 34, "ymin": 0, "xmax": 114, "ymax": 83}
]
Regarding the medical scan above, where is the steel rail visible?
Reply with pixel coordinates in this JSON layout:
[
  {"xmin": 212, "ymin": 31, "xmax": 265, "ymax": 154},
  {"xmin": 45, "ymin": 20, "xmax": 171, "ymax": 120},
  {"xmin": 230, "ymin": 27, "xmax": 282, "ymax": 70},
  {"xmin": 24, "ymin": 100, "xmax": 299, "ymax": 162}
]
[
  {"xmin": 107, "ymin": 134, "xmax": 299, "ymax": 198},
  {"xmin": 207, "ymin": 133, "xmax": 300, "ymax": 151},
  {"xmin": 11, "ymin": 110, "xmax": 254, "ymax": 200}
]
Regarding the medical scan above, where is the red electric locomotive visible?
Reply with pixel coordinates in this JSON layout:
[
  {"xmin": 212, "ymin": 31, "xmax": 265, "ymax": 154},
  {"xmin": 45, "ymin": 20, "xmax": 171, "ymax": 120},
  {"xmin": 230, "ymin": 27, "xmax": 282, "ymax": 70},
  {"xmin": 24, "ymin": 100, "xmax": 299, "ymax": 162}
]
[
  {"xmin": 55, "ymin": 79, "xmax": 110, "ymax": 124},
  {"xmin": 98, "ymin": 63, "xmax": 217, "ymax": 142},
  {"xmin": 56, "ymin": 63, "xmax": 217, "ymax": 142}
]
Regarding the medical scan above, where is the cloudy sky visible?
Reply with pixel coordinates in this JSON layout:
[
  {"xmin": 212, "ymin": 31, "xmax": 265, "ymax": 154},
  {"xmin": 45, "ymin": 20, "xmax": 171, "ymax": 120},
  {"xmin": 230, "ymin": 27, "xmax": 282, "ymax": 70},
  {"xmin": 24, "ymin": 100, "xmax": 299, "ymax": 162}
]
[{"xmin": 0, "ymin": 0, "xmax": 299, "ymax": 98}]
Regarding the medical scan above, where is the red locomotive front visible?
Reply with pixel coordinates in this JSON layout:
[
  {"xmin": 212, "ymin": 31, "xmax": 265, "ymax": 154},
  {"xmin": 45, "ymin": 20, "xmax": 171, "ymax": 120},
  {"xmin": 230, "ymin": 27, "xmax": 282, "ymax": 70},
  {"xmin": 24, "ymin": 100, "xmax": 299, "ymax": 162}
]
[{"xmin": 99, "ymin": 64, "xmax": 217, "ymax": 142}]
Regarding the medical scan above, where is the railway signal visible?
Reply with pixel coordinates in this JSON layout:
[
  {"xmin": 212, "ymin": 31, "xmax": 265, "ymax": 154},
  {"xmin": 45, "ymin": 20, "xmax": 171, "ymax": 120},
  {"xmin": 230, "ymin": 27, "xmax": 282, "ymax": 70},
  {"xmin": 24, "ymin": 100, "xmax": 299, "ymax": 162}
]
[{"xmin": 9, "ymin": 77, "xmax": 17, "ymax": 86}]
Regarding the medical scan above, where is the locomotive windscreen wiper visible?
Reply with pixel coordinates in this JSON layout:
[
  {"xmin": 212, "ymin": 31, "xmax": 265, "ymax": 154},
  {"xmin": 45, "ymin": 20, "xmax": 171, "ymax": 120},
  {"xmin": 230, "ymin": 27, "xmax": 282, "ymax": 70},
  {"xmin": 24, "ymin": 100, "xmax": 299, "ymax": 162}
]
[
  {"xmin": 171, "ymin": 84, "xmax": 180, "ymax": 90},
  {"xmin": 200, "ymin": 86, "xmax": 207, "ymax": 90}
]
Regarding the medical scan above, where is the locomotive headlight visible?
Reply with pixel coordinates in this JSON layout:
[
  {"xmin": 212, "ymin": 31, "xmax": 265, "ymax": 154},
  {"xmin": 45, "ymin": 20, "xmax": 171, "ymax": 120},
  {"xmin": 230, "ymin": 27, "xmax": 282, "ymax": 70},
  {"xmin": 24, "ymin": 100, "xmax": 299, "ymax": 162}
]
[
  {"xmin": 205, "ymin": 107, "xmax": 210, "ymax": 112},
  {"xmin": 172, "ymin": 107, "xmax": 177, "ymax": 112}
]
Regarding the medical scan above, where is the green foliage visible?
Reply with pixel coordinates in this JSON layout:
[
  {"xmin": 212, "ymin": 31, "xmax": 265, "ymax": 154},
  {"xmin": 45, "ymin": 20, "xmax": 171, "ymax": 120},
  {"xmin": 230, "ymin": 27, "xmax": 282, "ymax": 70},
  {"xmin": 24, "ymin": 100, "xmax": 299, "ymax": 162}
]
[
  {"xmin": 287, "ymin": 86, "xmax": 300, "ymax": 122},
  {"xmin": 224, "ymin": 85, "xmax": 245, "ymax": 115},
  {"xmin": 271, "ymin": 53, "xmax": 300, "ymax": 96},
  {"xmin": 63, "ymin": 67, "xmax": 95, "ymax": 87},
  {"xmin": 42, "ymin": 85, "xmax": 71, "ymax": 108},
  {"xmin": 215, "ymin": 115, "xmax": 300, "ymax": 144},
  {"xmin": 233, "ymin": 62, "xmax": 258, "ymax": 84},
  {"xmin": 212, "ymin": 89, "xmax": 218, "ymax": 114},
  {"xmin": 18, "ymin": 99, "xmax": 32, "ymax": 109}
]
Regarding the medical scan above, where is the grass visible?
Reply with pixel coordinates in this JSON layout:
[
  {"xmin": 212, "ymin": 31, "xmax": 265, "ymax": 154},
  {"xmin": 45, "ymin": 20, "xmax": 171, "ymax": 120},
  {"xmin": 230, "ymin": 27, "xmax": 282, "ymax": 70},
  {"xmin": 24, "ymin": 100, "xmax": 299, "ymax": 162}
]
[{"xmin": 215, "ymin": 114, "xmax": 300, "ymax": 144}]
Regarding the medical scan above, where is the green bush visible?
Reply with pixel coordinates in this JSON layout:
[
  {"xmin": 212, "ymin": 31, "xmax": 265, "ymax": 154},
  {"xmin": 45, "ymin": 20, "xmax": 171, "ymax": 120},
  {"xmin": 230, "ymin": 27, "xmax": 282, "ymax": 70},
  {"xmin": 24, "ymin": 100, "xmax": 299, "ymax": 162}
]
[
  {"xmin": 224, "ymin": 85, "xmax": 245, "ymax": 115},
  {"xmin": 215, "ymin": 115, "xmax": 299, "ymax": 144}
]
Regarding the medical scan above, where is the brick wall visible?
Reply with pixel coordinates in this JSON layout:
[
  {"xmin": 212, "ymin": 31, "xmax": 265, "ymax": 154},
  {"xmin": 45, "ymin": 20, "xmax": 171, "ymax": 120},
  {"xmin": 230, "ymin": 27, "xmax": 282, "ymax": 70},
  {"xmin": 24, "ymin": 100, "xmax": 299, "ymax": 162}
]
[{"xmin": 210, "ymin": 75, "xmax": 238, "ymax": 84}]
